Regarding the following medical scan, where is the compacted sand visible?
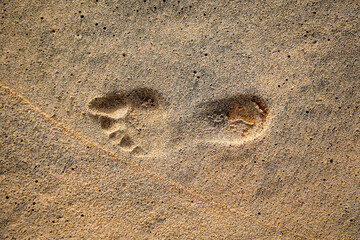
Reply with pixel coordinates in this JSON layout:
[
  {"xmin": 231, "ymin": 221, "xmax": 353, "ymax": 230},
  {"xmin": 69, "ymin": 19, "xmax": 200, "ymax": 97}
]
[{"xmin": 1, "ymin": 1, "xmax": 359, "ymax": 239}]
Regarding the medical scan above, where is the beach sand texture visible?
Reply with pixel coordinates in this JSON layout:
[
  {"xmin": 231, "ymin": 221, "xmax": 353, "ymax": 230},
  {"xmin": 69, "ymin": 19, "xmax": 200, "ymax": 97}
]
[{"xmin": 1, "ymin": 1, "xmax": 359, "ymax": 239}]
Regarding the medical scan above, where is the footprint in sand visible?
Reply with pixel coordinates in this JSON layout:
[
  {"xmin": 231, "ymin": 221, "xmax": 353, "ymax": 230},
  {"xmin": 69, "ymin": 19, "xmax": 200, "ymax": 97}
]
[
  {"xmin": 88, "ymin": 89, "xmax": 269, "ymax": 154},
  {"xmin": 87, "ymin": 88, "xmax": 166, "ymax": 155},
  {"xmin": 186, "ymin": 95, "xmax": 269, "ymax": 145}
]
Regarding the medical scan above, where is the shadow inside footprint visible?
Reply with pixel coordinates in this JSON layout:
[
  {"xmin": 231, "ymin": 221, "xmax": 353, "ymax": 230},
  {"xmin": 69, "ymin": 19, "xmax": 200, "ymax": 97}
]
[
  {"xmin": 128, "ymin": 88, "xmax": 161, "ymax": 110},
  {"xmin": 87, "ymin": 88, "xmax": 165, "ymax": 155},
  {"xmin": 191, "ymin": 95, "xmax": 269, "ymax": 144},
  {"xmin": 88, "ymin": 93, "xmax": 127, "ymax": 115},
  {"xmin": 98, "ymin": 116, "xmax": 117, "ymax": 130},
  {"xmin": 119, "ymin": 134, "xmax": 134, "ymax": 150}
]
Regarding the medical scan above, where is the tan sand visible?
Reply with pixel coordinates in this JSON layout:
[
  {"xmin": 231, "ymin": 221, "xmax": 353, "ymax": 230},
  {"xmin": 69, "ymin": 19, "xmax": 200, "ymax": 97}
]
[{"xmin": 1, "ymin": 0, "xmax": 359, "ymax": 239}]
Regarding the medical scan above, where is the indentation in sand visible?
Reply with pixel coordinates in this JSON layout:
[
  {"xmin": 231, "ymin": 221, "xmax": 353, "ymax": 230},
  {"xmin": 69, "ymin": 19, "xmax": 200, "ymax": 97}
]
[
  {"xmin": 88, "ymin": 89, "xmax": 269, "ymax": 154},
  {"xmin": 194, "ymin": 95, "xmax": 269, "ymax": 144},
  {"xmin": 88, "ymin": 88, "xmax": 164, "ymax": 154}
]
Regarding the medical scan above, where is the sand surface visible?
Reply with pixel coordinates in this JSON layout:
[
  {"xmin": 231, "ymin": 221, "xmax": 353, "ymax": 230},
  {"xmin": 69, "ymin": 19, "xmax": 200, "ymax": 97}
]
[{"xmin": 1, "ymin": 0, "xmax": 359, "ymax": 239}]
